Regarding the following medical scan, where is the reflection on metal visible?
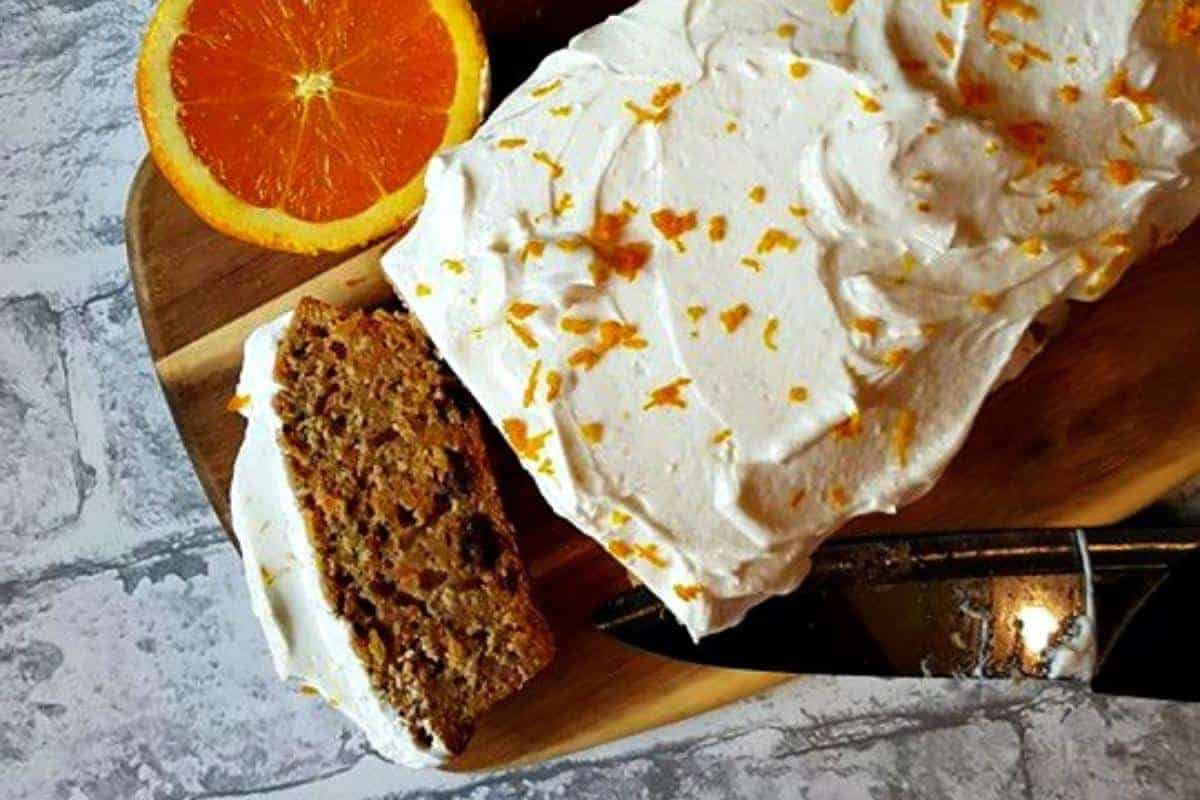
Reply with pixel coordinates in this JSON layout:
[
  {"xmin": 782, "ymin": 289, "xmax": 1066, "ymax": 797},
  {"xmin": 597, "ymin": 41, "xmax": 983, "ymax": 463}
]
[
  {"xmin": 1017, "ymin": 604, "xmax": 1058, "ymax": 654},
  {"xmin": 594, "ymin": 527, "xmax": 1197, "ymax": 689}
]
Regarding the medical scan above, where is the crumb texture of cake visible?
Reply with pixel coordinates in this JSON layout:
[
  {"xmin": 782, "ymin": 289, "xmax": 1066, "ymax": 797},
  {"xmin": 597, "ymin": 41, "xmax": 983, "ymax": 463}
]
[{"xmin": 230, "ymin": 299, "xmax": 553, "ymax": 765}]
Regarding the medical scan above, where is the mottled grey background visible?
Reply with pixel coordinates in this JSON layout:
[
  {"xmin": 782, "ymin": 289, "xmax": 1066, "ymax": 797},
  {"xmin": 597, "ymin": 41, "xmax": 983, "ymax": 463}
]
[{"xmin": 3, "ymin": 0, "xmax": 1200, "ymax": 797}]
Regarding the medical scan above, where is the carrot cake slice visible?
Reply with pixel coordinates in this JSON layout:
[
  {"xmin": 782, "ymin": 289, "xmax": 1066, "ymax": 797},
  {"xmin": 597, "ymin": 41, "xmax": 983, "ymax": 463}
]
[{"xmin": 229, "ymin": 297, "xmax": 554, "ymax": 766}]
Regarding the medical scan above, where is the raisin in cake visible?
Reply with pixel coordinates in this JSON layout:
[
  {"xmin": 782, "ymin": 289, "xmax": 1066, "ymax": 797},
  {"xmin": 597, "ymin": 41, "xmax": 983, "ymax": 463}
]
[{"xmin": 230, "ymin": 297, "xmax": 554, "ymax": 766}]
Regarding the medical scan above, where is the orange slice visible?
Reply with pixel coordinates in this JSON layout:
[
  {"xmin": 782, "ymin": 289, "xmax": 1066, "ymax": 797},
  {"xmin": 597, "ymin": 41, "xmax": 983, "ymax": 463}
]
[{"xmin": 136, "ymin": 0, "xmax": 487, "ymax": 253}]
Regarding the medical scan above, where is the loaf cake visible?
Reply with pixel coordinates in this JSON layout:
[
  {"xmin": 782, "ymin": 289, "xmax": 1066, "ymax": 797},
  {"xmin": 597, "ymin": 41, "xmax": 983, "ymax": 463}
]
[
  {"xmin": 230, "ymin": 297, "xmax": 553, "ymax": 766},
  {"xmin": 382, "ymin": 0, "xmax": 1200, "ymax": 639}
]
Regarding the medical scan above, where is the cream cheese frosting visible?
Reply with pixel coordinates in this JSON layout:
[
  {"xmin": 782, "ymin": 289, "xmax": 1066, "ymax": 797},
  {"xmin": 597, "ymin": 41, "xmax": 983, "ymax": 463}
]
[
  {"xmin": 230, "ymin": 313, "xmax": 451, "ymax": 767},
  {"xmin": 382, "ymin": 0, "xmax": 1200, "ymax": 638}
]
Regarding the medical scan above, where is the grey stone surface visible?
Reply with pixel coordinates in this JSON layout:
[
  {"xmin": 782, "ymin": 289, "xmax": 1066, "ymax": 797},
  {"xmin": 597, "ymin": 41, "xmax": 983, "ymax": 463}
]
[
  {"xmin": 1, "ymin": 0, "xmax": 1199, "ymax": 796},
  {"xmin": 0, "ymin": 295, "xmax": 89, "ymax": 547}
]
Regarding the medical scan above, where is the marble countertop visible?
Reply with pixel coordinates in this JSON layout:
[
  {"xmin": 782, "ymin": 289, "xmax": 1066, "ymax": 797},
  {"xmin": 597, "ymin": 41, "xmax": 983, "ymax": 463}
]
[{"xmin": 3, "ymin": 0, "xmax": 1200, "ymax": 797}]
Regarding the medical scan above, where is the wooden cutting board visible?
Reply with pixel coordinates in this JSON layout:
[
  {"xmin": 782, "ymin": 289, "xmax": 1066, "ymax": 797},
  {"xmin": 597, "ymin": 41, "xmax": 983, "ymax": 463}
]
[{"xmin": 125, "ymin": 1, "xmax": 1200, "ymax": 770}]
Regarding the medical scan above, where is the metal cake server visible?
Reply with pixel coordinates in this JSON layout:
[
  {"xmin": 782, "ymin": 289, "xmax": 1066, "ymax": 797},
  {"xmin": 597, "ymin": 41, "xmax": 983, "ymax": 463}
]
[{"xmin": 594, "ymin": 527, "xmax": 1200, "ymax": 701}]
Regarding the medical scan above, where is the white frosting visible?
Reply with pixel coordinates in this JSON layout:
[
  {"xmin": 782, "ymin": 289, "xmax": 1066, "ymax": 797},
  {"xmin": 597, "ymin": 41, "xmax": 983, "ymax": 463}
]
[
  {"xmin": 230, "ymin": 313, "xmax": 451, "ymax": 767},
  {"xmin": 383, "ymin": 0, "xmax": 1200, "ymax": 638}
]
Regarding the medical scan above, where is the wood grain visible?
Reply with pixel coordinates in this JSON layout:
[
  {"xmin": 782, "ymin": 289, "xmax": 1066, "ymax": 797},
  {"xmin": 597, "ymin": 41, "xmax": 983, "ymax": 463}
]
[{"xmin": 124, "ymin": 0, "xmax": 1200, "ymax": 768}]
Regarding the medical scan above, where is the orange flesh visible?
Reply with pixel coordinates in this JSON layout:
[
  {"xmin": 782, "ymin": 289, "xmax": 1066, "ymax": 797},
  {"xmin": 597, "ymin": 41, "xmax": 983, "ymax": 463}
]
[{"xmin": 170, "ymin": 0, "xmax": 455, "ymax": 222}]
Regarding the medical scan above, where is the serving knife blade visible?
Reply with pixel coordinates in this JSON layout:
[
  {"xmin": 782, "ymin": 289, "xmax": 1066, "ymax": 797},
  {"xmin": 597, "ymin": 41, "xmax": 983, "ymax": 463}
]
[{"xmin": 593, "ymin": 527, "xmax": 1200, "ymax": 701}]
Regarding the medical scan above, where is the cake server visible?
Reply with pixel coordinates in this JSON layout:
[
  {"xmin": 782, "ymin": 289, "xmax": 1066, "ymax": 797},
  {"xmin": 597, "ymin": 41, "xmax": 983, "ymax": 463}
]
[{"xmin": 593, "ymin": 526, "xmax": 1200, "ymax": 701}]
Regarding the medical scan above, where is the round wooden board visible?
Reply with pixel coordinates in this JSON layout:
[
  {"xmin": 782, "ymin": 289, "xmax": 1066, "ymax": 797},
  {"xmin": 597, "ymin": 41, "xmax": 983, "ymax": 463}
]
[{"xmin": 124, "ymin": 0, "xmax": 1200, "ymax": 770}]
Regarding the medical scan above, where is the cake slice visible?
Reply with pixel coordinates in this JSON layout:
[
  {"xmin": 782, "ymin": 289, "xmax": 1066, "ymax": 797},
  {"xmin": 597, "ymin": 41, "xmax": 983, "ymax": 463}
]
[{"xmin": 230, "ymin": 297, "xmax": 554, "ymax": 766}]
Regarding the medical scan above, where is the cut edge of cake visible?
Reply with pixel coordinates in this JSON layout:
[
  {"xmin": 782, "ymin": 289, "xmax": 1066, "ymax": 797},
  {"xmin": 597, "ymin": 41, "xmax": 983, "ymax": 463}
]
[{"xmin": 229, "ymin": 298, "xmax": 554, "ymax": 766}]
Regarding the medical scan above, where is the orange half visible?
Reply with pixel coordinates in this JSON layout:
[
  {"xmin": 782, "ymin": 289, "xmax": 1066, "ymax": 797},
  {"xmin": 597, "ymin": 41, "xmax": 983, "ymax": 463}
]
[{"xmin": 136, "ymin": 0, "xmax": 487, "ymax": 253}]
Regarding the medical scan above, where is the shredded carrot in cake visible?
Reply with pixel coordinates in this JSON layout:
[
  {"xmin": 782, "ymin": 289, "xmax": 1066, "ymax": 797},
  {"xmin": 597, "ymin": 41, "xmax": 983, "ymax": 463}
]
[
  {"xmin": 226, "ymin": 394, "xmax": 250, "ymax": 413},
  {"xmin": 788, "ymin": 385, "xmax": 809, "ymax": 404},
  {"xmin": 708, "ymin": 215, "xmax": 727, "ymax": 242},
  {"xmin": 790, "ymin": 60, "xmax": 811, "ymax": 80},
  {"xmin": 711, "ymin": 428, "xmax": 733, "ymax": 444},
  {"xmin": 674, "ymin": 584, "xmax": 703, "ymax": 602},
  {"xmin": 497, "ymin": 138, "xmax": 527, "ymax": 149}
]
